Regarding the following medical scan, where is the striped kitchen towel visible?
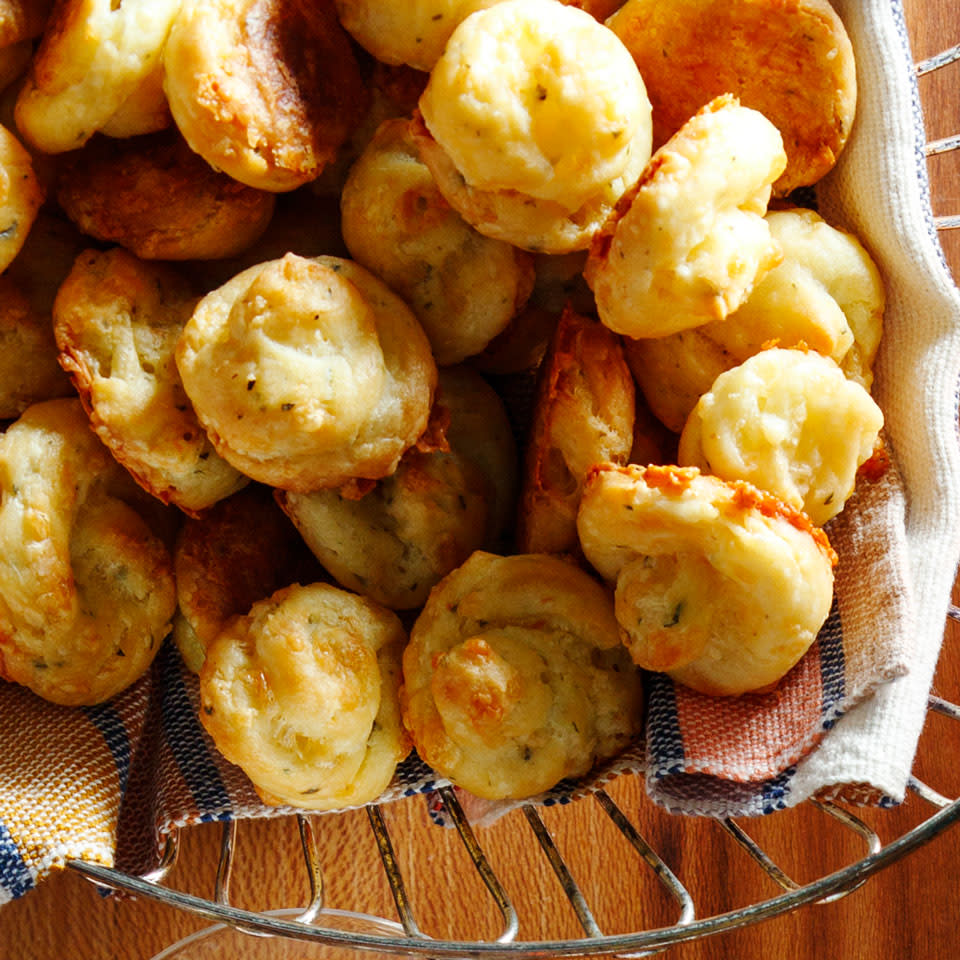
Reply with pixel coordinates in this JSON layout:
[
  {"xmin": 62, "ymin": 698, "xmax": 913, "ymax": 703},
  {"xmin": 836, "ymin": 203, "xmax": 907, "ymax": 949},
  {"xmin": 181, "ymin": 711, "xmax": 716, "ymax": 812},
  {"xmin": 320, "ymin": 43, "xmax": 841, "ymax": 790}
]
[{"xmin": 0, "ymin": 676, "xmax": 150, "ymax": 904}]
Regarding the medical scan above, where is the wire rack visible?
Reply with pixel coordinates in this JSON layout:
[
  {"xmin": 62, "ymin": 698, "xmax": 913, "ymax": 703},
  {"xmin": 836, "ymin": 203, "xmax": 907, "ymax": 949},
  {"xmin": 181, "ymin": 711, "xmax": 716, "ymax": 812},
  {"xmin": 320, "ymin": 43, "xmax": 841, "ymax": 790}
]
[
  {"xmin": 67, "ymin": 692, "xmax": 960, "ymax": 958},
  {"xmin": 65, "ymin": 38, "xmax": 960, "ymax": 960}
]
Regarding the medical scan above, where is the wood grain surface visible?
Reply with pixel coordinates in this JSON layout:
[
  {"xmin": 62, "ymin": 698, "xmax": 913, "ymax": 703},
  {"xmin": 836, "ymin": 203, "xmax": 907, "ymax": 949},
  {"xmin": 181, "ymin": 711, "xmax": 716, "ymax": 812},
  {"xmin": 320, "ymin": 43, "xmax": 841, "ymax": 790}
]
[{"xmin": 3, "ymin": 1, "xmax": 959, "ymax": 957}]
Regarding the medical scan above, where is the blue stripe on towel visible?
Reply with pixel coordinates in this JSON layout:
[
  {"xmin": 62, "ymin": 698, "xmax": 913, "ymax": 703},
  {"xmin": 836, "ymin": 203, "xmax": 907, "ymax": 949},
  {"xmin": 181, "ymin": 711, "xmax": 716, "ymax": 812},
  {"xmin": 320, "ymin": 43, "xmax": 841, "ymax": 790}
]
[
  {"xmin": 0, "ymin": 819, "xmax": 33, "ymax": 900},
  {"xmin": 82, "ymin": 703, "xmax": 132, "ymax": 796},
  {"xmin": 760, "ymin": 766, "xmax": 796, "ymax": 815},
  {"xmin": 817, "ymin": 600, "xmax": 846, "ymax": 730},
  {"xmin": 157, "ymin": 642, "xmax": 232, "ymax": 819},
  {"xmin": 645, "ymin": 672, "xmax": 686, "ymax": 778}
]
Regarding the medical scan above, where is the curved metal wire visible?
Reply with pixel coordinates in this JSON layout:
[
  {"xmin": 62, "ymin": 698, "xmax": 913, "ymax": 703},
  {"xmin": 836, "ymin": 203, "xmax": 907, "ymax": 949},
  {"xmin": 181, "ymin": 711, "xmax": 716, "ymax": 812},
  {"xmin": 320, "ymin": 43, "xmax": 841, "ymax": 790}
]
[{"xmin": 65, "ymin": 794, "xmax": 960, "ymax": 959}]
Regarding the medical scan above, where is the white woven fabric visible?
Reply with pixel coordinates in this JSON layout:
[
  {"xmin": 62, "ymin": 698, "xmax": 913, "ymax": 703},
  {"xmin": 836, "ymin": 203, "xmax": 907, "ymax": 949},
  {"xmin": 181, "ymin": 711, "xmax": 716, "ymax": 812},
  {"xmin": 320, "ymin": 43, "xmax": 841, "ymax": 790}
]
[{"xmin": 788, "ymin": 0, "xmax": 960, "ymax": 806}]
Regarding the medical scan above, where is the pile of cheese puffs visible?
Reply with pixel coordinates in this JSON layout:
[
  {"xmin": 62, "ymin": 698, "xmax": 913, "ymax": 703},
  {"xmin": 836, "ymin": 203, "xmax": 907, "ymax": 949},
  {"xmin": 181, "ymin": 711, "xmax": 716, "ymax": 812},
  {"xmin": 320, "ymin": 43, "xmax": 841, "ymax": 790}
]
[{"xmin": 0, "ymin": 0, "xmax": 886, "ymax": 804}]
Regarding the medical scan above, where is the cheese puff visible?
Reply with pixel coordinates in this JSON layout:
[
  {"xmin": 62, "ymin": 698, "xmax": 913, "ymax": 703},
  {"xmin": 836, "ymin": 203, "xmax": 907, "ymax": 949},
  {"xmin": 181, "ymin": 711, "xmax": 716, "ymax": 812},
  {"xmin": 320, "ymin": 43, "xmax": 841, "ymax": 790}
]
[
  {"xmin": 277, "ymin": 366, "xmax": 516, "ymax": 610},
  {"xmin": 56, "ymin": 131, "xmax": 276, "ymax": 261},
  {"xmin": 342, "ymin": 118, "xmax": 534, "ymax": 365},
  {"xmin": 586, "ymin": 95, "xmax": 785, "ymax": 339},
  {"xmin": 724, "ymin": 208, "xmax": 885, "ymax": 391},
  {"xmin": 0, "ymin": 398, "xmax": 176, "ymax": 705},
  {"xmin": 577, "ymin": 463, "xmax": 836, "ymax": 696},
  {"xmin": 163, "ymin": 0, "xmax": 368, "ymax": 192},
  {"xmin": 517, "ymin": 306, "xmax": 635, "ymax": 555},
  {"xmin": 0, "ymin": 122, "xmax": 42, "ymax": 272},
  {"xmin": 173, "ymin": 485, "xmax": 321, "ymax": 672},
  {"xmin": 200, "ymin": 582, "xmax": 410, "ymax": 810},
  {"xmin": 625, "ymin": 208, "xmax": 886, "ymax": 431},
  {"xmin": 333, "ymin": 0, "xmax": 503, "ymax": 73},
  {"xmin": 607, "ymin": 0, "xmax": 857, "ymax": 194},
  {"xmin": 175, "ymin": 254, "xmax": 437, "ymax": 492},
  {"xmin": 14, "ymin": 0, "xmax": 181, "ymax": 154},
  {"xmin": 0, "ymin": 274, "xmax": 72, "ymax": 418},
  {"xmin": 678, "ymin": 348, "xmax": 883, "ymax": 526},
  {"xmin": 54, "ymin": 247, "xmax": 249, "ymax": 515},
  {"xmin": 413, "ymin": 0, "xmax": 652, "ymax": 253},
  {"xmin": 401, "ymin": 551, "xmax": 642, "ymax": 800}
]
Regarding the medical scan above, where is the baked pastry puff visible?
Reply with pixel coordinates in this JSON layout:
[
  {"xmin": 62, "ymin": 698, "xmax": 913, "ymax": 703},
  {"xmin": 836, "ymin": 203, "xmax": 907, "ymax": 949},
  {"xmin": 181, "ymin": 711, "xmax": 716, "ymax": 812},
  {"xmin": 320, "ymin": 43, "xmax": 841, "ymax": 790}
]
[
  {"xmin": 607, "ymin": 0, "xmax": 857, "ymax": 194},
  {"xmin": 0, "ymin": 398, "xmax": 176, "ymax": 705},
  {"xmin": 412, "ymin": 0, "xmax": 652, "ymax": 253},
  {"xmin": 719, "ymin": 208, "xmax": 885, "ymax": 392},
  {"xmin": 625, "ymin": 207, "xmax": 886, "ymax": 433},
  {"xmin": 277, "ymin": 366, "xmax": 516, "ymax": 610},
  {"xmin": 56, "ymin": 131, "xmax": 276, "ymax": 261},
  {"xmin": 14, "ymin": 0, "xmax": 181, "ymax": 153},
  {"xmin": 340, "ymin": 117, "xmax": 535, "ymax": 365},
  {"xmin": 586, "ymin": 95, "xmax": 785, "ymax": 339},
  {"xmin": 200, "ymin": 582, "xmax": 410, "ymax": 810},
  {"xmin": 333, "ymin": 0, "xmax": 502, "ymax": 73},
  {"xmin": 577, "ymin": 464, "xmax": 837, "ymax": 696},
  {"xmin": 175, "ymin": 254, "xmax": 437, "ymax": 492},
  {"xmin": 401, "ymin": 551, "xmax": 643, "ymax": 800},
  {"xmin": 517, "ymin": 306, "xmax": 635, "ymax": 555},
  {"xmin": 0, "ymin": 122, "xmax": 43, "ymax": 273},
  {"xmin": 163, "ymin": 0, "xmax": 368, "ymax": 192},
  {"xmin": 677, "ymin": 347, "xmax": 884, "ymax": 526},
  {"xmin": 54, "ymin": 247, "xmax": 249, "ymax": 515}
]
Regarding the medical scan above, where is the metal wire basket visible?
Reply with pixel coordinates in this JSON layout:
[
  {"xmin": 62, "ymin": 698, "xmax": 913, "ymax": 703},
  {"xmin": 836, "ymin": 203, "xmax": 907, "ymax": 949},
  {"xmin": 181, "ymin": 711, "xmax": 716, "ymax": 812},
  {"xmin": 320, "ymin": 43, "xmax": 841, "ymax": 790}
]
[
  {"xmin": 67, "ymin": 688, "xmax": 960, "ymax": 957},
  {"xmin": 64, "ymin": 35, "xmax": 960, "ymax": 960}
]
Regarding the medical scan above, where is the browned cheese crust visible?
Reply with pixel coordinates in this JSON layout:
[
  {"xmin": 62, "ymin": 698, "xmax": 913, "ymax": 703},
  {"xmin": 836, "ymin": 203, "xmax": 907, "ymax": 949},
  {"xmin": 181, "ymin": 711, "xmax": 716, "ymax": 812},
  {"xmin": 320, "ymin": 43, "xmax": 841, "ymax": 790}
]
[
  {"xmin": 577, "ymin": 463, "xmax": 837, "ymax": 696},
  {"xmin": 163, "ymin": 0, "xmax": 368, "ymax": 192},
  {"xmin": 607, "ymin": 0, "xmax": 857, "ymax": 194},
  {"xmin": 517, "ymin": 305, "xmax": 635, "ymax": 556}
]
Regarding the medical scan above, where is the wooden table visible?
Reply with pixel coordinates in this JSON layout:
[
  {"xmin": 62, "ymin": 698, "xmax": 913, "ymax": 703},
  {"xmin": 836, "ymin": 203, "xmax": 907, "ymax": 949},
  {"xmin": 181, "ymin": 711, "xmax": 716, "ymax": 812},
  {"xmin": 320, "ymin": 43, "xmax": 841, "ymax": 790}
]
[{"xmin": 4, "ymin": 2, "xmax": 960, "ymax": 957}]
